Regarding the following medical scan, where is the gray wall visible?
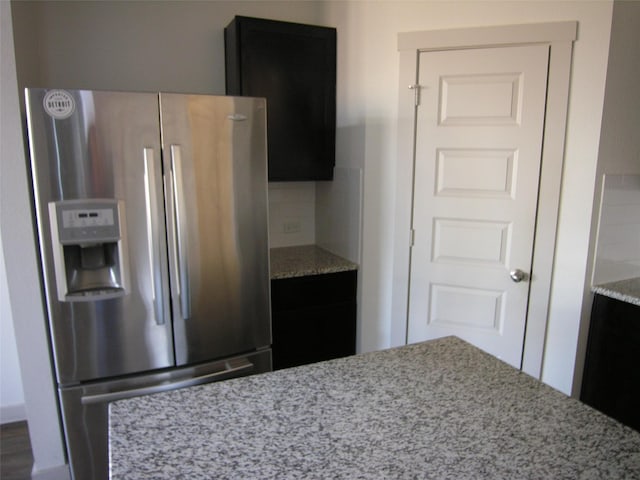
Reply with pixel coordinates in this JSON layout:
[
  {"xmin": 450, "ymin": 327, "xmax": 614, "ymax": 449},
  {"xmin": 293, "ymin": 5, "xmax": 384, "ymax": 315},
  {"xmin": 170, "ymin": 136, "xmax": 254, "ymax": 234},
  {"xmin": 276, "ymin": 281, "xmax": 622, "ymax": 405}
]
[
  {"xmin": 5, "ymin": 0, "xmax": 632, "ymax": 475},
  {"xmin": 1, "ymin": 2, "xmax": 69, "ymax": 478},
  {"xmin": 11, "ymin": 1, "xmax": 328, "ymax": 94},
  {"xmin": 7, "ymin": 1, "xmax": 332, "ymax": 476},
  {"xmin": 594, "ymin": 0, "xmax": 640, "ymax": 176}
]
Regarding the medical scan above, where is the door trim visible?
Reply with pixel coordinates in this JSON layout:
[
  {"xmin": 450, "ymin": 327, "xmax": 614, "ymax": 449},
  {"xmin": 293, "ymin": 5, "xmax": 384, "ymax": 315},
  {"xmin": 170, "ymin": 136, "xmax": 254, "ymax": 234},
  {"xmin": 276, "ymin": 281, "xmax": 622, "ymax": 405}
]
[{"xmin": 391, "ymin": 22, "xmax": 577, "ymax": 379}]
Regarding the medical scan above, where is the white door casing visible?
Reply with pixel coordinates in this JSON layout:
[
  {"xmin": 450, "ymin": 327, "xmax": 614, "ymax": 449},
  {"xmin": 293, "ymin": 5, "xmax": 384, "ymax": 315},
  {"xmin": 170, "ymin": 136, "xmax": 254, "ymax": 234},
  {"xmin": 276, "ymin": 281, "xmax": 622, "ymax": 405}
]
[
  {"xmin": 407, "ymin": 45, "xmax": 549, "ymax": 368},
  {"xmin": 391, "ymin": 22, "xmax": 576, "ymax": 378}
]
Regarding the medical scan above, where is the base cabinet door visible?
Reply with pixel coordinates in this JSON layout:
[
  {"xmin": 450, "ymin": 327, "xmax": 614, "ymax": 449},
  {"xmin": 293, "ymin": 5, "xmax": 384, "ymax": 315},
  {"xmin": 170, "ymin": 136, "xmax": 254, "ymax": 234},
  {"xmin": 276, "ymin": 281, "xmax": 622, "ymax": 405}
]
[
  {"xmin": 271, "ymin": 271, "xmax": 357, "ymax": 370},
  {"xmin": 580, "ymin": 294, "xmax": 640, "ymax": 431}
]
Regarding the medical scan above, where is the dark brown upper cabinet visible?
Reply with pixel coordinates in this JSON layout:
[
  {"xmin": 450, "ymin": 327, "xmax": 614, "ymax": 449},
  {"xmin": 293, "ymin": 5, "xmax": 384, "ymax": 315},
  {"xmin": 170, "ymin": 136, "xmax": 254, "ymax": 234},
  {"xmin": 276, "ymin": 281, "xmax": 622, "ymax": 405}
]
[{"xmin": 225, "ymin": 16, "xmax": 336, "ymax": 181}]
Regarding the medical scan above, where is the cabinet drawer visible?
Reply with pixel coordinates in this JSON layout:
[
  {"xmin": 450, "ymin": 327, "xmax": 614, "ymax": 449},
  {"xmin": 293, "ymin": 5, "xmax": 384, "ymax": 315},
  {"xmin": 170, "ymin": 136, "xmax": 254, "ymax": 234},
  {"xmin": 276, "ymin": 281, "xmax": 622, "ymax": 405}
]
[{"xmin": 271, "ymin": 270, "xmax": 357, "ymax": 312}]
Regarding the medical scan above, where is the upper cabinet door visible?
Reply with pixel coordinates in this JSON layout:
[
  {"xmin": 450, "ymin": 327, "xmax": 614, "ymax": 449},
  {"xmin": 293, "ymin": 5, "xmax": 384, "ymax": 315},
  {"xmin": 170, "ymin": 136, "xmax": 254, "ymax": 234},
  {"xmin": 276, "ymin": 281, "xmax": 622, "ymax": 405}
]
[{"xmin": 225, "ymin": 16, "xmax": 336, "ymax": 181}]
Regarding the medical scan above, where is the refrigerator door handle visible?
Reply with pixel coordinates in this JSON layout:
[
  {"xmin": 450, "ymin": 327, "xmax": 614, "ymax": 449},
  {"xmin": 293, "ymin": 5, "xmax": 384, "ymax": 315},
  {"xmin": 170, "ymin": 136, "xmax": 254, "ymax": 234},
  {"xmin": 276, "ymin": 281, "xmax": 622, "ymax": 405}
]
[
  {"xmin": 81, "ymin": 358, "xmax": 254, "ymax": 405},
  {"xmin": 170, "ymin": 145, "xmax": 191, "ymax": 320},
  {"xmin": 143, "ymin": 148, "xmax": 165, "ymax": 325}
]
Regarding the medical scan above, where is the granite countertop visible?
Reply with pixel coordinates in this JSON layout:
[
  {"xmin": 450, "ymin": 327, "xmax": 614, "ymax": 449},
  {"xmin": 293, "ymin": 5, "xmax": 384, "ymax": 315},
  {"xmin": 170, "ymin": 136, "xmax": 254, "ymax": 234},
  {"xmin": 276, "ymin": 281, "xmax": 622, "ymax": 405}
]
[
  {"xmin": 270, "ymin": 244, "xmax": 358, "ymax": 279},
  {"xmin": 592, "ymin": 277, "xmax": 640, "ymax": 307},
  {"xmin": 109, "ymin": 337, "xmax": 640, "ymax": 479}
]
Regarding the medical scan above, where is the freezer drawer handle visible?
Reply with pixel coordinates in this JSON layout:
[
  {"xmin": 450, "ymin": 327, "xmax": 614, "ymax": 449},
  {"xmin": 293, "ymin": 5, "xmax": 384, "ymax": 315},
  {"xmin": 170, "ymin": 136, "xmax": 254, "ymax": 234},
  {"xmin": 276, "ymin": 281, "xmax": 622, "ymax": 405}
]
[
  {"xmin": 170, "ymin": 145, "xmax": 191, "ymax": 320},
  {"xmin": 80, "ymin": 359, "xmax": 254, "ymax": 405},
  {"xmin": 143, "ymin": 148, "xmax": 165, "ymax": 325}
]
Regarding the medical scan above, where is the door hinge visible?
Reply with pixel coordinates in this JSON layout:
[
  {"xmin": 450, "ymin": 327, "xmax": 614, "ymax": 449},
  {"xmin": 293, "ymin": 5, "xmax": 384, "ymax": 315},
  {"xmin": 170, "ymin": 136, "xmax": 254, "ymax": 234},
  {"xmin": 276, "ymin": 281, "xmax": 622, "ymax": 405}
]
[
  {"xmin": 408, "ymin": 84, "xmax": 422, "ymax": 106},
  {"xmin": 410, "ymin": 228, "xmax": 415, "ymax": 247}
]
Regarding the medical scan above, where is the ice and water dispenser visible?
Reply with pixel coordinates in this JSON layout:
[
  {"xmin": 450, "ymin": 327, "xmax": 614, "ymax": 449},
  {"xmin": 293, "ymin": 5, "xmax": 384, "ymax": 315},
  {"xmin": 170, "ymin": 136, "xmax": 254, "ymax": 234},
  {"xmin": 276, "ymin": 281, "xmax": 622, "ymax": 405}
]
[{"xmin": 48, "ymin": 199, "xmax": 129, "ymax": 301}]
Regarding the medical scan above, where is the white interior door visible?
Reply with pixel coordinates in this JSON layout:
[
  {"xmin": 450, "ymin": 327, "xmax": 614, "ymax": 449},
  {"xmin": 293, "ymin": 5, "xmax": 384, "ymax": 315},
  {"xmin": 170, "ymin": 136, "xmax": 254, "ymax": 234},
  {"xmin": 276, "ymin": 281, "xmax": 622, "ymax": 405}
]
[{"xmin": 407, "ymin": 44, "xmax": 550, "ymax": 368}]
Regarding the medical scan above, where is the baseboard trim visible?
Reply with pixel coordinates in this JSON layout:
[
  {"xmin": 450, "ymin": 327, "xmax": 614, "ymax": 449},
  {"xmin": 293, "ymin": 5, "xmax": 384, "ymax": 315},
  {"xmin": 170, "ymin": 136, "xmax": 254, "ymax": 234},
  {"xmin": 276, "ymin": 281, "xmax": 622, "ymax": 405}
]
[
  {"xmin": 0, "ymin": 403, "xmax": 26, "ymax": 424},
  {"xmin": 31, "ymin": 463, "xmax": 71, "ymax": 480}
]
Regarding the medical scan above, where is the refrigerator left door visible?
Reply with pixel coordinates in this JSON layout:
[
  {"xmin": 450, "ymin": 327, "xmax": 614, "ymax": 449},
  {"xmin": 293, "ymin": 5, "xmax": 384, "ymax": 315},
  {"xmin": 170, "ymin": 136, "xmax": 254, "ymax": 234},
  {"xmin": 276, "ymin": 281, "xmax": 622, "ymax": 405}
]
[{"xmin": 25, "ymin": 89, "xmax": 175, "ymax": 384}]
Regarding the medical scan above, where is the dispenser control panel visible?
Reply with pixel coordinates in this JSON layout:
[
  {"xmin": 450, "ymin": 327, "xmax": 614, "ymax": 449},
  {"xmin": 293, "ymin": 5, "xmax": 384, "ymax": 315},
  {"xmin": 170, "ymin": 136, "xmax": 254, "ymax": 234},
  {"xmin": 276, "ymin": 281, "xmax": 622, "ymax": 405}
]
[
  {"xmin": 52, "ymin": 200, "xmax": 121, "ymax": 244},
  {"xmin": 61, "ymin": 208, "xmax": 114, "ymax": 228}
]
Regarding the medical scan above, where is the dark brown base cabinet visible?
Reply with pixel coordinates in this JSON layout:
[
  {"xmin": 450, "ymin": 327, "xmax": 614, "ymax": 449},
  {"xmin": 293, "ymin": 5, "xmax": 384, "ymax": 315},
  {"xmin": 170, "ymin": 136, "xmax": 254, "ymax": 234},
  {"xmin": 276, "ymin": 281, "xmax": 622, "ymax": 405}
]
[
  {"xmin": 580, "ymin": 294, "xmax": 640, "ymax": 432},
  {"xmin": 271, "ymin": 270, "xmax": 357, "ymax": 370}
]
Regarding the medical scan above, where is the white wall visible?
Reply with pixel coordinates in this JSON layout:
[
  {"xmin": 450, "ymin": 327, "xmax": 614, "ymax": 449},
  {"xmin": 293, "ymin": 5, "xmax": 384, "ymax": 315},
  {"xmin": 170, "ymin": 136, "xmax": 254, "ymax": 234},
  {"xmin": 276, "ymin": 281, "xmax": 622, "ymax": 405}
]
[
  {"xmin": 316, "ymin": 1, "xmax": 614, "ymax": 396},
  {"xmin": 574, "ymin": 0, "xmax": 640, "ymax": 394}
]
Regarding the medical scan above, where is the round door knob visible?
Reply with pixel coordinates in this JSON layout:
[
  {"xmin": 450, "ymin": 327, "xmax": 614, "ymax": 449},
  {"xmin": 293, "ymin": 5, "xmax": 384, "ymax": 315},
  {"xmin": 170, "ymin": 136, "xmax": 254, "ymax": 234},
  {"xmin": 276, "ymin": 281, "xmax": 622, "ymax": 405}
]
[{"xmin": 510, "ymin": 269, "xmax": 527, "ymax": 282}]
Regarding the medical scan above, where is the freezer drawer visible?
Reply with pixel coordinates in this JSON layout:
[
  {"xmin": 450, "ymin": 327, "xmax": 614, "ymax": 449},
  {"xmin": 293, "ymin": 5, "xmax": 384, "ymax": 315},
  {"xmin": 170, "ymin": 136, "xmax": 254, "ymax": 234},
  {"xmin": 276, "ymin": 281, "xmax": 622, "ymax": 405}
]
[{"xmin": 59, "ymin": 349, "xmax": 271, "ymax": 480}]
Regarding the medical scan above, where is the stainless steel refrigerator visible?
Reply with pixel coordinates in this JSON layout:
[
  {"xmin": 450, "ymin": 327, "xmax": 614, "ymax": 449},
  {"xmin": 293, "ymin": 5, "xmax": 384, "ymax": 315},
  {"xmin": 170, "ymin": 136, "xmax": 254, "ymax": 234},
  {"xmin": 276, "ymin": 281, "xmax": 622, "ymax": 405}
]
[{"xmin": 25, "ymin": 88, "xmax": 272, "ymax": 480}]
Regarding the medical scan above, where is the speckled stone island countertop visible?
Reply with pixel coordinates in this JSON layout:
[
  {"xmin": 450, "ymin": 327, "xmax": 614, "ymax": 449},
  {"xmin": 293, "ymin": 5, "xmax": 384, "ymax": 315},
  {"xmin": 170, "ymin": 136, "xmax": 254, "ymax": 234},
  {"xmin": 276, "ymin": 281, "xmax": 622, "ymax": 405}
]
[
  {"xmin": 592, "ymin": 277, "xmax": 640, "ymax": 307},
  {"xmin": 109, "ymin": 337, "xmax": 640, "ymax": 479},
  {"xmin": 270, "ymin": 244, "xmax": 358, "ymax": 279}
]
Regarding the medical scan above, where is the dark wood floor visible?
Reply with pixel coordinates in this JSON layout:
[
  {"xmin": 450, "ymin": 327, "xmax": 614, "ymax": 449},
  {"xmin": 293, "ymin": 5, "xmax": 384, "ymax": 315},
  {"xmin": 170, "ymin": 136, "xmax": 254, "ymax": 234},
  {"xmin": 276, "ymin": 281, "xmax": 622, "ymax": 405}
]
[{"xmin": 1, "ymin": 421, "xmax": 33, "ymax": 480}]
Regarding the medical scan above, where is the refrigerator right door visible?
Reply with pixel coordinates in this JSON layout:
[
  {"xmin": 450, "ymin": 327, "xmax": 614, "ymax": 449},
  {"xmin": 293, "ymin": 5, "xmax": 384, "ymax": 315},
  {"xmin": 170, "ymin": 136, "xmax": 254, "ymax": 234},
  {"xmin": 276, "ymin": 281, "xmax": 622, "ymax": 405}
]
[{"xmin": 160, "ymin": 94, "xmax": 271, "ymax": 365}]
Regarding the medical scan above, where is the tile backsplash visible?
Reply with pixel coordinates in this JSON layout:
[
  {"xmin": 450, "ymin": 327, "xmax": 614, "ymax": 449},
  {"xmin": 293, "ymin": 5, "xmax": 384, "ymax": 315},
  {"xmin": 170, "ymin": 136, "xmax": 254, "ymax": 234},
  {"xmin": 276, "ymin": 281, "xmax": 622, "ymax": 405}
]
[
  {"xmin": 267, "ymin": 167, "xmax": 362, "ymax": 264},
  {"xmin": 592, "ymin": 174, "xmax": 640, "ymax": 285},
  {"xmin": 316, "ymin": 167, "xmax": 362, "ymax": 264},
  {"xmin": 268, "ymin": 182, "xmax": 316, "ymax": 248}
]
